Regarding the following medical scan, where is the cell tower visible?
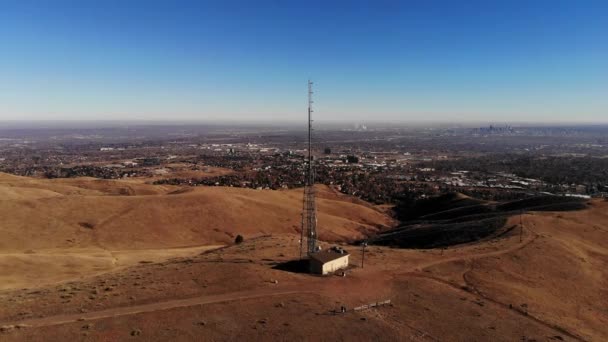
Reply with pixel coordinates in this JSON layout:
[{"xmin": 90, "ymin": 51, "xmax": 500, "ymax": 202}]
[{"xmin": 300, "ymin": 80, "xmax": 318, "ymax": 258}]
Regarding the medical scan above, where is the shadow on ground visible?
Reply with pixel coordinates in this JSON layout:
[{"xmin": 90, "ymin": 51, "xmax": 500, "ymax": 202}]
[{"xmin": 272, "ymin": 259, "xmax": 310, "ymax": 274}]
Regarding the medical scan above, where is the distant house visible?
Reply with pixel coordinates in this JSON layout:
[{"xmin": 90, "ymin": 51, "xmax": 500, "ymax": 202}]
[{"xmin": 309, "ymin": 247, "xmax": 349, "ymax": 275}]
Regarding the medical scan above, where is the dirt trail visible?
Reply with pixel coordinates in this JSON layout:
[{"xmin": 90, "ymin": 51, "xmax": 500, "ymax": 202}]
[
  {"xmin": 0, "ymin": 226, "xmax": 539, "ymax": 329},
  {"xmin": 0, "ymin": 220, "xmax": 589, "ymax": 340},
  {"xmin": 410, "ymin": 226, "xmax": 538, "ymax": 273},
  {"xmin": 1, "ymin": 288, "xmax": 308, "ymax": 329},
  {"xmin": 399, "ymin": 223, "xmax": 585, "ymax": 341}
]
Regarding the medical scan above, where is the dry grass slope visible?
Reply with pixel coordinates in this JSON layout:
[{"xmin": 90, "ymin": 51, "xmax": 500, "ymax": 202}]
[
  {"xmin": 0, "ymin": 173, "xmax": 394, "ymax": 289},
  {"xmin": 0, "ymin": 173, "xmax": 394, "ymax": 251},
  {"xmin": 1, "ymin": 173, "xmax": 606, "ymax": 341}
]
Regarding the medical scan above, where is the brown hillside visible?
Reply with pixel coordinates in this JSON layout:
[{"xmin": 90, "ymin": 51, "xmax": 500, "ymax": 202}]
[
  {"xmin": 0, "ymin": 174, "xmax": 395, "ymax": 289},
  {"xmin": 0, "ymin": 174, "xmax": 393, "ymax": 289},
  {"xmin": 0, "ymin": 174, "xmax": 394, "ymax": 252},
  {"xmin": 0, "ymin": 202, "xmax": 606, "ymax": 341}
]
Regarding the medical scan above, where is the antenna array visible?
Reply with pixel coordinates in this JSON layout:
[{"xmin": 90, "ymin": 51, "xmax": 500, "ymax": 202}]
[{"xmin": 300, "ymin": 80, "xmax": 318, "ymax": 257}]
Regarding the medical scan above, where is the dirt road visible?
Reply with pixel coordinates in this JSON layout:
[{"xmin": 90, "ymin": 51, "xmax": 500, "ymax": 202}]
[{"xmin": 1, "ymin": 288, "xmax": 307, "ymax": 329}]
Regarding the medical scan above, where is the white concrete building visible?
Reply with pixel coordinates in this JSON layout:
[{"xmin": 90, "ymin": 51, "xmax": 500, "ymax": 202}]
[{"xmin": 309, "ymin": 248, "xmax": 349, "ymax": 275}]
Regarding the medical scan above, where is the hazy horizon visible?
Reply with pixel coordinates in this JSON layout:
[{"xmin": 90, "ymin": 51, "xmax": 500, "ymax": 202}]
[
  {"xmin": 2, "ymin": 119, "xmax": 608, "ymax": 131},
  {"xmin": 1, "ymin": 1, "xmax": 606, "ymax": 122}
]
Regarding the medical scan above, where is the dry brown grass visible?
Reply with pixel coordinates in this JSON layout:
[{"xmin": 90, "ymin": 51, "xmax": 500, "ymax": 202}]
[
  {"xmin": 0, "ymin": 173, "xmax": 606, "ymax": 341},
  {"xmin": 0, "ymin": 173, "xmax": 394, "ymax": 289}
]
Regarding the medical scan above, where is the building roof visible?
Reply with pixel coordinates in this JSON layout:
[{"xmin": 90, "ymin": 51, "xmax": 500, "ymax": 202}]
[{"xmin": 309, "ymin": 249, "xmax": 349, "ymax": 264}]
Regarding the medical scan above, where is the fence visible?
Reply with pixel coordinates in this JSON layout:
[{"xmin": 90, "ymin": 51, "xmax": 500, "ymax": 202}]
[{"xmin": 353, "ymin": 299, "xmax": 391, "ymax": 312}]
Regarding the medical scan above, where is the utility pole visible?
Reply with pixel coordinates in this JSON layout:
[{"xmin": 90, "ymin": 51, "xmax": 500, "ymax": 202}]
[
  {"xmin": 300, "ymin": 80, "xmax": 317, "ymax": 258},
  {"xmin": 361, "ymin": 241, "xmax": 368, "ymax": 268},
  {"xmin": 520, "ymin": 210, "xmax": 524, "ymax": 243}
]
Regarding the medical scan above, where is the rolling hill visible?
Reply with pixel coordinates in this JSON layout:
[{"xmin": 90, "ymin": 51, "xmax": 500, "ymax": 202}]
[
  {"xmin": 0, "ymin": 173, "xmax": 395, "ymax": 289},
  {"xmin": 373, "ymin": 192, "xmax": 588, "ymax": 248}
]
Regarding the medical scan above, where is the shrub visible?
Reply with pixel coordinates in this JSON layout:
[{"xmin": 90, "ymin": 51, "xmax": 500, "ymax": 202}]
[{"xmin": 235, "ymin": 235, "xmax": 244, "ymax": 244}]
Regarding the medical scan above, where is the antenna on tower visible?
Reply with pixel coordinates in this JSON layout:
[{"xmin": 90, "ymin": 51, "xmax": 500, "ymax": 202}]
[{"xmin": 300, "ymin": 80, "xmax": 318, "ymax": 259}]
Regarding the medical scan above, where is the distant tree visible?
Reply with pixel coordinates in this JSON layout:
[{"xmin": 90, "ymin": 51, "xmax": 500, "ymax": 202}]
[{"xmin": 235, "ymin": 235, "xmax": 244, "ymax": 244}]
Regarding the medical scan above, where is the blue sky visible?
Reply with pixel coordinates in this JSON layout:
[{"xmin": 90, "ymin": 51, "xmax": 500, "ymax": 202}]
[{"xmin": 0, "ymin": 0, "xmax": 607, "ymax": 123}]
